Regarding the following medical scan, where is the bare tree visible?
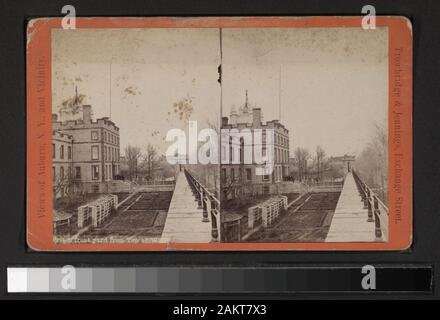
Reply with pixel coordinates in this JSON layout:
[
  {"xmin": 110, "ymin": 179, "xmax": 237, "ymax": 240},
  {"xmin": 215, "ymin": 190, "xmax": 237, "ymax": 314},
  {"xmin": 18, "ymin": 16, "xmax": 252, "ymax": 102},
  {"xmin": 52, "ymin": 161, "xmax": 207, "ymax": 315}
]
[
  {"xmin": 294, "ymin": 147, "xmax": 311, "ymax": 181},
  {"xmin": 53, "ymin": 170, "xmax": 76, "ymax": 205},
  {"xmin": 124, "ymin": 145, "xmax": 141, "ymax": 181},
  {"xmin": 221, "ymin": 176, "xmax": 240, "ymax": 204},
  {"xmin": 315, "ymin": 145, "xmax": 326, "ymax": 182},
  {"xmin": 355, "ymin": 122, "xmax": 388, "ymax": 203},
  {"xmin": 144, "ymin": 144, "xmax": 158, "ymax": 181}
]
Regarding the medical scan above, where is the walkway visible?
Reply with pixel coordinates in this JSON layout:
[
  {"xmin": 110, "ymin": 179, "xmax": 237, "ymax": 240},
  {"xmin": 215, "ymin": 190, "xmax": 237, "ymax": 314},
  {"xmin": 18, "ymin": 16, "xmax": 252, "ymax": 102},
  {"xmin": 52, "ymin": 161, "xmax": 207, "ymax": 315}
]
[
  {"xmin": 160, "ymin": 172, "xmax": 212, "ymax": 243},
  {"xmin": 325, "ymin": 172, "xmax": 377, "ymax": 242}
]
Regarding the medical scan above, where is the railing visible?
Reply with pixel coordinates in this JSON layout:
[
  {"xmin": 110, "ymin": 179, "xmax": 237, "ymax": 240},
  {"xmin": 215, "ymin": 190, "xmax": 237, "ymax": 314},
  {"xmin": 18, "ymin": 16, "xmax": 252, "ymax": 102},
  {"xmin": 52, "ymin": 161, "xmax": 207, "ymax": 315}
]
[
  {"xmin": 139, "ymin": 180, "xmax": 175, "ymax": 186},
  {"xmin": 352, "ymin": 170, "xmax": 389, "ymax": 241},
  {"xmin": 184, "ymin": 169, "xmax": 221, "ymax": 242}
]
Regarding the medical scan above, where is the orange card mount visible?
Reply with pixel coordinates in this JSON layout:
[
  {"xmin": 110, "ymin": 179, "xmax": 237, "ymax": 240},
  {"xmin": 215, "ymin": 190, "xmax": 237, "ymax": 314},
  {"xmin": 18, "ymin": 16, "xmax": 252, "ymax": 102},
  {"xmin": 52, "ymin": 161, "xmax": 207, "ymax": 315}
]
[{"xmin": 27, "ymin": 17, "xmax": 412, "ymax": 251}]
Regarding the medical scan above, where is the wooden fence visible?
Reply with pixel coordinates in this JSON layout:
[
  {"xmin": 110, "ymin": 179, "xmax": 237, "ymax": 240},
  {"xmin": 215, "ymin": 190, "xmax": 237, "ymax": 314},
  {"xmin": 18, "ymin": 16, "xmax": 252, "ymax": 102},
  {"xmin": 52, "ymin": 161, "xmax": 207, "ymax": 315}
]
[
  {"xmin": 248, "ymin": 196, "xmax": 288, "ymax": 229},
  {"xmin": 77, "ymin": 194, "xmax": 118, "ymax": 229}
]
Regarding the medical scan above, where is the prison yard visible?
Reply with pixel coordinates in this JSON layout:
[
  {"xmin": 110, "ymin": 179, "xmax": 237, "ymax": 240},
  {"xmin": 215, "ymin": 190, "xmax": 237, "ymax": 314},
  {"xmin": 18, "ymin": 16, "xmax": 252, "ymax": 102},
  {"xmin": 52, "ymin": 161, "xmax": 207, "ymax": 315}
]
[
  {"xmin": 52, "ymin": 168, "xmax": 219, "ymax": 243},
  {"xmin": 81, "ymin": 191, "xmax": 173, "ymax": 239},
  {"xmin": 222, "ymin": 177, "xmax": 387, "ymax": 243},
  {"xmin": 52, "ymin": 99, "xmax": 388, "ymax": 244},
  {"xmin": 221, "ymin": 188, "xmax": 341, "ymax": 243},
  {"xmin": 245, "ymin": 192, "xmax": 341, "ymax": 242}
]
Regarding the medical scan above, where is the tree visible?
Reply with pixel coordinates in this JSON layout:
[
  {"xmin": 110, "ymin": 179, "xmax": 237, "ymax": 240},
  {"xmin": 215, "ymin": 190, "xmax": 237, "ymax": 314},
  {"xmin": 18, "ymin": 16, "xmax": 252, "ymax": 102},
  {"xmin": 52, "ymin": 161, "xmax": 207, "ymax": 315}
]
[
  {"xmin": 315, "ymin": 145, "xmax": 326, "ymax": 182},
  {"xmin": 328, "ymin": 161, "xmax": 345, "ymax": 181},
  {"xmin": 53, "ymin": 169, "xmax": 77, "ymax": 205},
  {"xmin": 294, "ymin": 147, "xmax": 311, "ymax": 181},
  {"xmin": 354, "ymin": 122, "xmax": 388, "ymax": 203},
  {"xmin": 124, "ymin": 145, "xmax": 141, "ymax": 181},
  {"xmin": 144, "ymin": 144, "xmax": 158, "ymax": 181}
]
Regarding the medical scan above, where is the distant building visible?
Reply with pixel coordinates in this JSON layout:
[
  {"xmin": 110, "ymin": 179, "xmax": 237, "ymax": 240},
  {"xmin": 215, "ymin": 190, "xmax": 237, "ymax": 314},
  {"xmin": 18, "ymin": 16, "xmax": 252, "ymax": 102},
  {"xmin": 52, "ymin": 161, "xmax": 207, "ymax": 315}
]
[
  {"xmin": 328, "ymin": 154, "xmax": 356, "ymax": 173},
  {"xmin": 221, "ymin": 91, "xmax": 290, "ymax": 198},
  {"xmin": 52, "ymin": 101, "xmax": 121, "ymax": 195}
]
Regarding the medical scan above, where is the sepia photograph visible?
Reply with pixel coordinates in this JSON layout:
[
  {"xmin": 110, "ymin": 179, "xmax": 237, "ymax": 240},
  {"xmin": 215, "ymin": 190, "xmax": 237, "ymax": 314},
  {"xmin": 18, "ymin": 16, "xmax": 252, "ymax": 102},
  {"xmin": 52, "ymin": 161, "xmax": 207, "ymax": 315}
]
[
  {"xmin": 50, "ymin": 26, "xmax": 389, "ymax": 245},
  {"xmin": 50, "ymin": 28, "xmax": 222, "ymax": 244},
  {"xmin": 218, "ymin": 27, "xmax": 389, "ymax": 243},
  {"xmin": 25, "ymin": 16, "xmax": 412, "ymax": 250}
]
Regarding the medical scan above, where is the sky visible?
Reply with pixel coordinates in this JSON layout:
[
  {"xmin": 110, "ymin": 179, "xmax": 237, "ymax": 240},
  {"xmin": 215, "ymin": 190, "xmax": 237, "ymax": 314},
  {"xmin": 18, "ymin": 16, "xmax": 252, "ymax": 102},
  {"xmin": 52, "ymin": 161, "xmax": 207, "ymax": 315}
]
[{"xmin": 52, "ymin": 26, "xmax": 388, "ymax": 158}]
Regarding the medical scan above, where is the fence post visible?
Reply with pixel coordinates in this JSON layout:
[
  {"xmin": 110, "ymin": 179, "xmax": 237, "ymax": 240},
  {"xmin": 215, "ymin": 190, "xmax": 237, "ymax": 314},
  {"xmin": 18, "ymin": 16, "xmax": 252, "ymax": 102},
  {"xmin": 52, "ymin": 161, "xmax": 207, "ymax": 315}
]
[
  {"xmin": 210, "ymin": 198, "xmax": 219, "ymax": 242},
  {"xmin": 202, "ymin": 195, "xmax": 209, "ymax": 223},
  {"xmin": 367, "ymin": 188, "xmax": 374, "ymax": 222},
  {"xmin": 362, "ymin": 184, "xmax": 368, "ymax": 209},
  {"xmin": 373, "ymin": 196, "xmax": 382, "ymax": 239},
  {"xmin": 197, "ymin": 187, "xmax": 203, "ymax": 209}
]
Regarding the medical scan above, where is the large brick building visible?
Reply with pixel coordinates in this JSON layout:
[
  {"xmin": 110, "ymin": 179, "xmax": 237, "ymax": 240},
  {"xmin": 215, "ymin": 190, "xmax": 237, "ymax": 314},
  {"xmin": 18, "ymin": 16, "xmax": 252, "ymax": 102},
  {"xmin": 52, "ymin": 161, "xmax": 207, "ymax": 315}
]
[
  {"xmin": 221, "ymin": 92, "xmax": 290, "ymax": 198},
  {"xmin": 52, "ymin": 104, "xmax": 120, "ymax": 196}
]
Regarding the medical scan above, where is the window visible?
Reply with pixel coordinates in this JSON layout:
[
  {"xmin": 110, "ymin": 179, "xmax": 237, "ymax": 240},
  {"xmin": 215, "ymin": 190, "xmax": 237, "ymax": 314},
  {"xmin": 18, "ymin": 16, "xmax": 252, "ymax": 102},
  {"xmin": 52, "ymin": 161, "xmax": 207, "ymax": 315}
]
[
  {"xmin": 231, "ymin": 168, "xmax": 235, "ymax": 181},
  {"xmin": 91, "ymin": 146, "xmax": 99, "ymax": 160},
  {"xmin": 91, "ymin": 131, "xmax": 99, "ymax": 140},
  {"xmin": 104, "ymin": 146, "xmax": 107, "ymax": 161},
  {"xmin": 52, "ymin": 167, "xmax": 55, "ymax": 181},
  {"xmin": 60, "ymin": 145, "xmax": 64, "ymax": 159},
  {"xmin": 246, "ymin": 168, "xmax": 252, "ymax": 181},
  {"xmin": 221, "ymin": 168, "xmax": 226, "ymax": 183},
  {"xmin": 52, "ymin": 143, "xmax": 55, "ymax": 159},
  {"xmin": 263, "ymin": 174, "xmax": 270, "ymax": 181},
  {"xmin": 68, "ymin": 167, "xmax": 71, "ymax": 179},
  {"xmin": 92, "ymin": 165, "xmax": 99, "ymax": 180},
  {"xmin": 75, "ymin": 167, "xmax": 81, "ymax": 179},
  {"xmin": 60, "ymin": 167, "xmax": 64, "ymax": 180},
  {"xmin": 68, "ymin": 146, "xmax": 72, "ymax": 160}
]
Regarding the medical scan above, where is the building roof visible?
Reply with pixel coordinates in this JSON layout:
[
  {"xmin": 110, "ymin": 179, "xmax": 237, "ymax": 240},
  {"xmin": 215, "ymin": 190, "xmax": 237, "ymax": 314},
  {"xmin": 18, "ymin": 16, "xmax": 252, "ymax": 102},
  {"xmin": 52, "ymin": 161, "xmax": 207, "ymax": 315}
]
[{"xmin": 53, "ymin": 210, "xmax": 73, "ymax": 222}]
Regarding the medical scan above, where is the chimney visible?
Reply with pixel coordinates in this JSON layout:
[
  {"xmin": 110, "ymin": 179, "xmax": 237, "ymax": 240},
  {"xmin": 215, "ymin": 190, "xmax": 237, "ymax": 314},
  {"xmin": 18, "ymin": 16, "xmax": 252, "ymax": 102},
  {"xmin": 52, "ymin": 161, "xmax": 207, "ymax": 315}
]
[
  {"xmin": 52, "ymin": 113, "xmax": 58, "ymax": 122},
  {"xmin": 221, "ymin": 117, "xmax": 229, "ymax": 127},
  {"xmin": 252, "ymin": 108, "xmax": 262, "ymax": 127},
  {"xmin": 82, "ymin": 105, "xmax": 92, "ymax": 124}
]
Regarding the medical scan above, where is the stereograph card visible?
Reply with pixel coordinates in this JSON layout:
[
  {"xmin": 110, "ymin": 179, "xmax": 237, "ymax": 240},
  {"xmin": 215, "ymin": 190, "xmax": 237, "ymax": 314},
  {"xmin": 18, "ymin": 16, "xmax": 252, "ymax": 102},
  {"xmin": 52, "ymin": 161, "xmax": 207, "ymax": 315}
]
[{"xmin": 26, "ymin": 16, "xmax": 412, "ymax": 251}]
